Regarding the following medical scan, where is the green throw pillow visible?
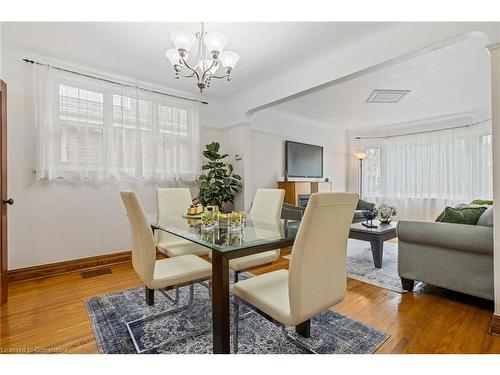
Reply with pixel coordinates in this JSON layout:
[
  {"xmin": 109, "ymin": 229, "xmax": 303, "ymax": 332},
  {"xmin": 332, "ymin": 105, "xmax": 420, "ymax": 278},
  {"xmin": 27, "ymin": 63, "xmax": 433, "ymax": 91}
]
[
  {"xmin": 435, "ymin": 206, "xmax": 487, "ymax": 225},
  {"xmin": 470, "ymin": 199, "xmax": 493, "ymax": 206},
  {"xmin": 435, "ymin": 210, "xmax": 445, "ymax": 222}
]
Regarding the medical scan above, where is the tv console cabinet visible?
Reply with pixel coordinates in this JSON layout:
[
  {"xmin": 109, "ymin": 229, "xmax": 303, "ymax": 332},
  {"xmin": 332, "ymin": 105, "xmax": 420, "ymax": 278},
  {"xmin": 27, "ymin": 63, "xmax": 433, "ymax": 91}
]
[{"xmin": 277, "ymin": 181, "xmax": 332, "ymax": 206}]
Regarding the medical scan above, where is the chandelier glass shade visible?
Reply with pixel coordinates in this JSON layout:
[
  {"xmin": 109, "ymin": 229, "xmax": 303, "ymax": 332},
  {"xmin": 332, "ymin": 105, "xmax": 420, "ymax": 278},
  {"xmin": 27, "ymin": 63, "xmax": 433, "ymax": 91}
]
[{"xmin": 166, "ymin": 23, "xmax": 240, "ymax": 93}]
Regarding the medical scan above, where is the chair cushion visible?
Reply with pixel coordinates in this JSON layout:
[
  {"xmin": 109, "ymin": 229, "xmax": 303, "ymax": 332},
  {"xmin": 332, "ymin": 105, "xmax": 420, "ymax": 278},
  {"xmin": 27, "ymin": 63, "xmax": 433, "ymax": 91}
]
[
  {"xmin": 150, "ymin": 254, "xmax": 211, "ymax": 289},
  {"xmin": 158, "ymin": 240, "xmax": 210, "ymax": 257},
  {"xmin": 233, "ymin": 269, "xmax": 294, "ymax": 325},
  {"xmin": 208, "ymin": 250, "xmax": 280, "ymax": 271},
  {"xmin": 229, "ymin": 250, "xmax": 280, "ymax": 271}
]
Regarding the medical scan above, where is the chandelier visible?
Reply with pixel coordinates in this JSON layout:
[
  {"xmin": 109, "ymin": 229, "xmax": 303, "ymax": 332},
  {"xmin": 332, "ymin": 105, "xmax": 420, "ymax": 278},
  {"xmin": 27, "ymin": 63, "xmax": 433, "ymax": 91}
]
[{"xmin": 165, "ymin": 23, "xmax": 240, "ymax": 93}]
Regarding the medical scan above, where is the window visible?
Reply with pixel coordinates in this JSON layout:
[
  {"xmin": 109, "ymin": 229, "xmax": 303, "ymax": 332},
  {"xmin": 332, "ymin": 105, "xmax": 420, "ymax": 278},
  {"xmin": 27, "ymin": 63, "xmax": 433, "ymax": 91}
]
[
  {"xmin": 34, "ymin": 64, "xmax": 200, "ymax": 182},
  {"xmin": 111, "ymin": 94, "xmax": 153, "ymax": 177},
  {"xmin": 362, "ymin": 147, "xmax": 381, "ymax": 197},
  {"xmin": 479, "ymin": 134, "xmax": 493, "ymax": 198},
  {"xmin": 360, "ymin": 124, "xmax": 493, "ymax": 221},
  {"xmin": 58, "ymin": 85, "xmax": 104, "ymax": 164}
]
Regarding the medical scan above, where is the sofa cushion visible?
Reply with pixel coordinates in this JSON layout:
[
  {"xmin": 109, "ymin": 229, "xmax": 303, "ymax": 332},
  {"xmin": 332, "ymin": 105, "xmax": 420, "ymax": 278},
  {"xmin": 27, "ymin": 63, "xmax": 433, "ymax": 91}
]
[
  {"xmin": 471, "ymin": 199, "xmax": 493, "ymax": 206},
  {"xmin": 477, "ymin": 205, "xmax": 494, "ymax": 227},
  {"xmin": 436, "ymin": 206, "xmax": 487, "ymax": 225},
  {"xmin": 356, "ymin": 199, "xmax": 375, "ymax": 211},
  {"xmin": 353, "ymin": 210, "xmax": 365, "ymax": 219},
  {"xmin": 398, "ymin": 221, "xmax": 493, "ymax": 256}
]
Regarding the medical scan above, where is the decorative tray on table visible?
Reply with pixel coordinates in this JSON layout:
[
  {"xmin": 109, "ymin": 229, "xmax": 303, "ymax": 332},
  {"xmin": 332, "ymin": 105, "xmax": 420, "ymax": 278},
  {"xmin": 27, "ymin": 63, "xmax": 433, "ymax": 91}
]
[
  {"xmin": 182, "ymin": 212, "xmax": 203, "ymax": 219},
  {"xmin": 183, "ymin": 204, "xmax": 204, "ymax": 219}
]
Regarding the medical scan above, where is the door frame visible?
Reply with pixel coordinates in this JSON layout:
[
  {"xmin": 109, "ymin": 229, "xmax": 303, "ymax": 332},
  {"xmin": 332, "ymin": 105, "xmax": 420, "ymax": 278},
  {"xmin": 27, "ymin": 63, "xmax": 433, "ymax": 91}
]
[{"xmin": 0, "ymin": 79, "xmax": 7, "ymax": 305}]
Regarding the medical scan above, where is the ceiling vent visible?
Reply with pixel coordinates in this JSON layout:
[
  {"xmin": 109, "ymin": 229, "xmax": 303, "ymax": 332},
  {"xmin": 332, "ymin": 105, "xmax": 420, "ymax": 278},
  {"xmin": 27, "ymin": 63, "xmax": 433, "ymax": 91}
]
[{"xmin": 366, "ymin": 89, "xmax": 411, "ymax": 103}]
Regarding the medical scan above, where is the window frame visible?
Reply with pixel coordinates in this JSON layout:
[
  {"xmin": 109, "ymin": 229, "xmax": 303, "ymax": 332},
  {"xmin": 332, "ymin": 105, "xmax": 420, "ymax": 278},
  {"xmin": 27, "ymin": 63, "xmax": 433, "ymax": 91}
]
[
  {"xmin": 52, "ymin": 78, "xmax": 197, "ymax": 181},
  {"xmin": 56, "ymin": 81, "xmax": 106, "ymax": 170},
  {"xmin": 361, "ymin": 131, "xmax": 493, "ymax": 201}
]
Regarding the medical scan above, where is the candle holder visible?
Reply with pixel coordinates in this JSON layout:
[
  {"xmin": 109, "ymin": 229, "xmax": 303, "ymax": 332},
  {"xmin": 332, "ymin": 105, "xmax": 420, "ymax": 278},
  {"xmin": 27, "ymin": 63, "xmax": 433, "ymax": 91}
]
[
  {"xmin": 228, "ymin": 212, "xmax": 242, "ymax": 233},
  {"xmin": 200, "ymin": 211, "xmax": 216, "ymax": 232}
]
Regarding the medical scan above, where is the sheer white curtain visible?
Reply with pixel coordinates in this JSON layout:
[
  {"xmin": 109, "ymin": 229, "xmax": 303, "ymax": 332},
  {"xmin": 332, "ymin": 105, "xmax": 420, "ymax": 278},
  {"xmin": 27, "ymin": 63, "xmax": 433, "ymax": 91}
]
[
  {"xmin": 34, "ymin": 63, "xmax": 200, "ymax": 182},
  {"xmin": 361, "ymin": 123, "xmax": 492, "ymax": 221}
]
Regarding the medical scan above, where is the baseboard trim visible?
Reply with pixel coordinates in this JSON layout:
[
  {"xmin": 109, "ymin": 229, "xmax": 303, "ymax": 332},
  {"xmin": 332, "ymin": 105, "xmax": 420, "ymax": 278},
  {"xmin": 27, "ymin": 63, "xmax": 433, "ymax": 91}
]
[
  {"xmin": 8, "ymin": 251, "xmax": 132, "ymax": 283},
  {"xmin": 490, "ymin": 314, "xmax": 500, "ymax": 336}
]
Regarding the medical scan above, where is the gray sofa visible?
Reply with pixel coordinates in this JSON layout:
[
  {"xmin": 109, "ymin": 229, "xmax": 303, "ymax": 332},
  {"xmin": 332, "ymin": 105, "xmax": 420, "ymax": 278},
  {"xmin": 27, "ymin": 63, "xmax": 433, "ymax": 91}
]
[
  {"xmin": 397, "ymin": 220, "xmax": 494, "ymax": 300},
  {"xmin": 282, "ymin": 199, "xmax": 374, "ymax": 223},
  {"xmin": 352, "ymin": 199, "xmax": 376, "ymax": 223}
]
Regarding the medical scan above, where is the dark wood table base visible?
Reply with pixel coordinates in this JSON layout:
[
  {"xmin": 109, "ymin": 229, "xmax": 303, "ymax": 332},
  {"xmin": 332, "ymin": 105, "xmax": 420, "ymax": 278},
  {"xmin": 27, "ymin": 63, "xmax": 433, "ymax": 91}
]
[
  {"xmin": 211, "ymin": 251, "xmax": 230, "ymax": 354},
  {"xmin": 211, "ymin": 239, "xmax": 295, "ymax": 354},
  {"xmin": 349, "ymin": 222, "xmax": 398, "ymax": 269}
]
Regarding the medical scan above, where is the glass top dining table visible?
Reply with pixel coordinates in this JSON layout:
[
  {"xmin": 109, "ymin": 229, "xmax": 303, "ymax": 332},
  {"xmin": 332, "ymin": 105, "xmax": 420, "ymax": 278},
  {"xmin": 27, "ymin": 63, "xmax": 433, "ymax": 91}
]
[
  {"xmin": 147, "ymin": 212, "xmax": 300, "ymax": 354},
  {"xmin": 147, "ymin": 213, "xmax": 299, "ymax": 254}
]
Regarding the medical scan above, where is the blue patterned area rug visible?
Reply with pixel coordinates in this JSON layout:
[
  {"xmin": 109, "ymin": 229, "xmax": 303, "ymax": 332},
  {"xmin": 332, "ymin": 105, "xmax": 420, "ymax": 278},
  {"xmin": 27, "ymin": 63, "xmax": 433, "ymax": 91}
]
[
  {"xmin": 85, "ymin": 274, "xmax": 390, "ymax": 354},
  {"xmin": 346, "ymin": 239, "xmax": 406, "ymax": 293}
]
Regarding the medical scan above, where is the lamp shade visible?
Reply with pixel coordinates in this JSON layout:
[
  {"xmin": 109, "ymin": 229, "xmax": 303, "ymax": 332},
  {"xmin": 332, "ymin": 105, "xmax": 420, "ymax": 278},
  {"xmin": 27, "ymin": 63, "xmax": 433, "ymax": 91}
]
[
  {"xmin": 204, "ymin": 32, "xmax": 228, "ymax": 53},
  {"xmin": 165, "ymin": 49, "xmax": 181, "ymax": 66},
  {"xmin": 219, "ymin": 51, "xmax": 240, "ymax": 69},
  {"xmin": 170, "ymin": 29, "xmax": 196, "ymax": 52},
  {"xmin": 353, "ymin": 151, "xmax": 367, "ymax": 160}
]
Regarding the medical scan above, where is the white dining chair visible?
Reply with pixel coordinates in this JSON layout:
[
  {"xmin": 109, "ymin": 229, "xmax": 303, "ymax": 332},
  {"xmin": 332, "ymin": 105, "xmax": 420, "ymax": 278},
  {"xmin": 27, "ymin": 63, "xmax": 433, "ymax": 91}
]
[
  {"xmin": 156, "ymin": 188, "xmax": 210, "ymax": 257},
  {"xmin": 232, "ymin": 192, "xmax": 358, "ymax": 353},
  {"xmin": 209, "ymin": 188, "xmax": 285, "ymax": 282},
  {"xmin": 120, "ymin": 190, "xmax": 212, "ymax": 352}
]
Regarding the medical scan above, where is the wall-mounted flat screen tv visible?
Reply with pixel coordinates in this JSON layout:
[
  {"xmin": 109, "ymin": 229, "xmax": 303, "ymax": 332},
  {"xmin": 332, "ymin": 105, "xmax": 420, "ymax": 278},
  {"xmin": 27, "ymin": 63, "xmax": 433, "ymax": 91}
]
[{"xmin": 285, "ymin": 141, "xmax": 323, "ymax": 178}]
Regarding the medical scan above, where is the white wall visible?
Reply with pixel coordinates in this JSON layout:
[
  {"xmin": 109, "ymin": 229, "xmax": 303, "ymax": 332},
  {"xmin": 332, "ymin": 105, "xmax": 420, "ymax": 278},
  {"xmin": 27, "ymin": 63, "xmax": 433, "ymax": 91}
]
[
  {"xmin": 490, "ymin": 44, "xmax": 500, "ymax": 316},
  {"xmin": 248, "ymin": 108, "xmax": 347, "ymax": 208},
  {"xmin": 219, "ymin": 125, "xmax": 251, "ymax": 210},
  {"xmin": 199, "ymin": 125, "xmax": 247, "ymax": 211}
]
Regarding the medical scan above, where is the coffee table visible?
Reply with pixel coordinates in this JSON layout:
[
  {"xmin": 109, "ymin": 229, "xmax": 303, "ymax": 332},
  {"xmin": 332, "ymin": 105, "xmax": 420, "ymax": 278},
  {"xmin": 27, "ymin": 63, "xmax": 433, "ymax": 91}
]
[{"xmin": 349, "ymin": 221, "xmax": 398, "ymax": 268}]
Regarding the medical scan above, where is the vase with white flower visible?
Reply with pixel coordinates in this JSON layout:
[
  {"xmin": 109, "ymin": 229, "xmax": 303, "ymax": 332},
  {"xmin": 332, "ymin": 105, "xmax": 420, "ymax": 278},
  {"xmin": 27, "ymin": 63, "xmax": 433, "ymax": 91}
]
[{"xmin": 377, "ymin": 203, "xmax": 397, "ymax": 224}]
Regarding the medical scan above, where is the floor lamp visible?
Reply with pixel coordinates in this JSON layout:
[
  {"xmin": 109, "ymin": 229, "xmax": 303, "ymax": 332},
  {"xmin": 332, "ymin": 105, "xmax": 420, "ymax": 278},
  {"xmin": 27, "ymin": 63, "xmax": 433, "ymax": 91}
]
[{"xmin": 353, "ymin": 151, "xmax": 367, "ymax": 198}]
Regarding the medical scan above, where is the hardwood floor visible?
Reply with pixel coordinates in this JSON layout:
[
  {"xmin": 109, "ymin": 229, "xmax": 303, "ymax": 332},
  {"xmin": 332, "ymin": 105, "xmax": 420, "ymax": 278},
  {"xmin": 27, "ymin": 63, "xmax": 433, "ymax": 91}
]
[{"xmin": 1, "ymin": 248, "xmax": 499, "ymax": 354}]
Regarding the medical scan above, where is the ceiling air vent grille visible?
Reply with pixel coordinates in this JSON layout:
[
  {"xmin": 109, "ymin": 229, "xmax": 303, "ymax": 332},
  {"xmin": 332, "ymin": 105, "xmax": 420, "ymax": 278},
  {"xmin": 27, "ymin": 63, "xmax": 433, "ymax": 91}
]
[{"xmin": 366, "ymin": 89, "xmax": 411, "ymax": 103}]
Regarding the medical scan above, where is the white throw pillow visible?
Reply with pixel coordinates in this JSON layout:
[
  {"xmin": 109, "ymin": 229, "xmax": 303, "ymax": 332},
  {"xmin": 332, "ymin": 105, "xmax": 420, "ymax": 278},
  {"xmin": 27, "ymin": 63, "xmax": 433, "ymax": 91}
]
[{"xmin": 477, "ymin": 205, "xmax": 493, "ymax": 227}]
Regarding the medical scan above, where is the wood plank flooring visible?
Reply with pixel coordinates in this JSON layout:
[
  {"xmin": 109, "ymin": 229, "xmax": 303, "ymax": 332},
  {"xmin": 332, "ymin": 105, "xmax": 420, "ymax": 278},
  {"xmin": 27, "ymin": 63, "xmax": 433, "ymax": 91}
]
[{"xmin": 1, "ymin": 248, "xmax": 499, "ymax": 354}]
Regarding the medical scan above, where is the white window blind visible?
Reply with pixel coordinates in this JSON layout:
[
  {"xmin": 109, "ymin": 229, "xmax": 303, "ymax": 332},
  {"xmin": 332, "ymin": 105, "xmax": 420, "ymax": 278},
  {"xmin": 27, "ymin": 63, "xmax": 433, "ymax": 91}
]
[{"xmin": 34, "ymin": 64, "xmax": 200, "ymax": 182}]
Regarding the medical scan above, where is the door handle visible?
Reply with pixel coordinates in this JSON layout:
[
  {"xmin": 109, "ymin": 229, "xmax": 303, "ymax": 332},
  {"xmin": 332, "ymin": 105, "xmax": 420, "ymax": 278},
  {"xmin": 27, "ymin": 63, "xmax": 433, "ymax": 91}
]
[{"xmin": 3, "ymin": 198, "xmax": 13, "ymax": 205}]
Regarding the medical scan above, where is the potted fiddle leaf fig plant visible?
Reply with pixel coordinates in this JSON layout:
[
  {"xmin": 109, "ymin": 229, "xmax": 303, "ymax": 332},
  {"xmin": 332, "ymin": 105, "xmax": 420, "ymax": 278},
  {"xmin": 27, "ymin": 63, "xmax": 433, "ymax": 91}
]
[{"xmin": 195, "ymin": 142, "xmax": 242, "ymax": 211}]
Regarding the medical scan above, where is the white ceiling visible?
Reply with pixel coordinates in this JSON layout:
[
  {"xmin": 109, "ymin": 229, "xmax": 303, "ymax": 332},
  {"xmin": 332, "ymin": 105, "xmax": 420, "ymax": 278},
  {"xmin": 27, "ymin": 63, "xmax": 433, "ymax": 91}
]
[
  {"xmin": 3, "ymin": 22, "xmax": 399, "ymax": 100},
  {"xmin": 276, "ymin": 35, "xmax": 491, "ymax": 130}
]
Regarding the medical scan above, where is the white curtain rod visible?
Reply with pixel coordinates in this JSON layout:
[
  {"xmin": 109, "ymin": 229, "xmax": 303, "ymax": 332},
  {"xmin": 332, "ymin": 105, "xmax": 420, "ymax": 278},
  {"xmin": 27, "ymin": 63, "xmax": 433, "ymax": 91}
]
[
  {"xmin": 20, "ymin": 58, "xmax": 208, "ymax": 105},
  {"xmin": 354, "ymin": 118, "xmax": 492, "ymax": 140}
]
